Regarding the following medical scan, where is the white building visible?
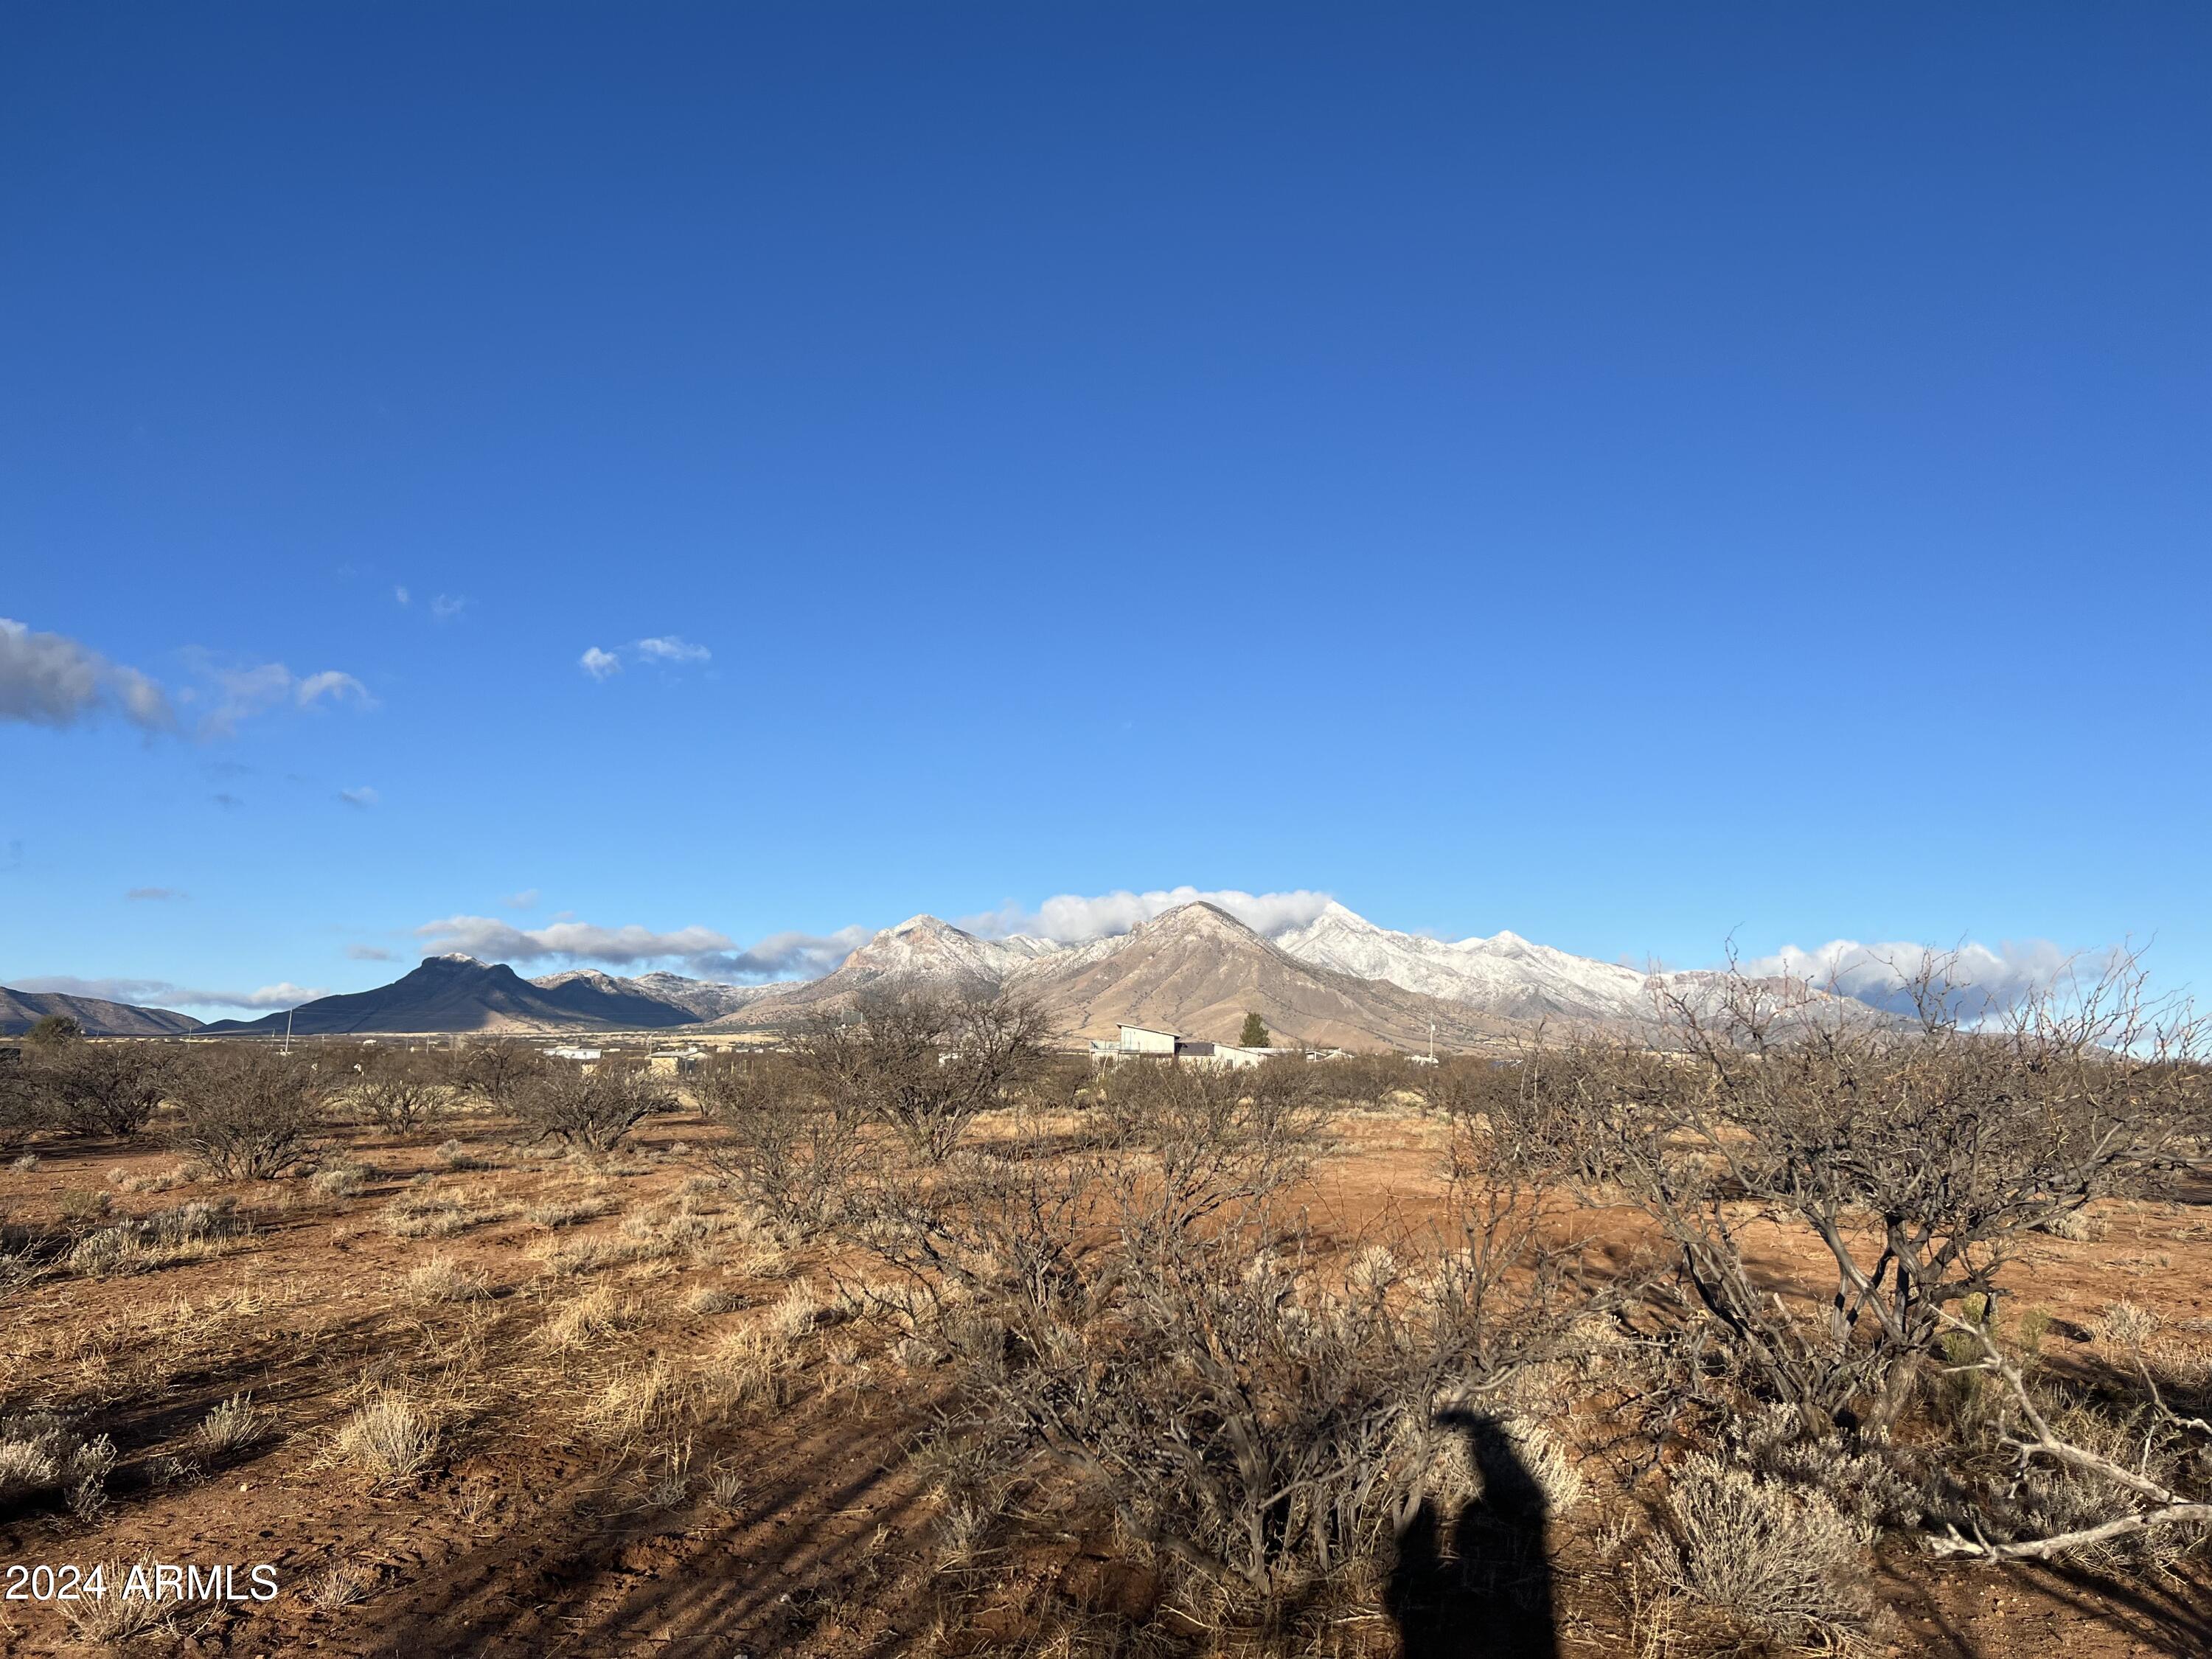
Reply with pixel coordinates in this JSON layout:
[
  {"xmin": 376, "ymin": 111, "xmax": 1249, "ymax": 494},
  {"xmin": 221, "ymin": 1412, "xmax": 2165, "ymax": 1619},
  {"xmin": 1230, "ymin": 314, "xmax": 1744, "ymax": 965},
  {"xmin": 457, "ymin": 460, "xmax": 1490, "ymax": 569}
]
[{"xmin": 1090, "ymin": 1025, "xmax": 1284, "ymax": 1068}]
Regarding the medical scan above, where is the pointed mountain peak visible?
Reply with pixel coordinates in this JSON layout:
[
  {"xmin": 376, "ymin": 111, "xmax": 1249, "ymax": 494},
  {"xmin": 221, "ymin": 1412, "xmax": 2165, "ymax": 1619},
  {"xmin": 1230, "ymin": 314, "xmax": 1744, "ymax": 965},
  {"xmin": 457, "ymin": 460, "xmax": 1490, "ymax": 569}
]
[
  {"xmin": 883, "ymin": 914, "xmax": 974, "ymax": 940},
  {"xmin": 1135, "ymin": 900, "xmax": 1261, "ymax": 940}
]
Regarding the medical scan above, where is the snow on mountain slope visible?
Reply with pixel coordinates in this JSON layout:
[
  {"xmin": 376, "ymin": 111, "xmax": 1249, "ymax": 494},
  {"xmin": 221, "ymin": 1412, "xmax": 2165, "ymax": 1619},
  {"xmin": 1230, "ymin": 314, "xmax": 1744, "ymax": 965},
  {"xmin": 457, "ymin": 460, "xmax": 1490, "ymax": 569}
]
[
  {"xmin": 1271, "ymin": 902, "xmax": 1655, "ymax": 1023},
  {"xmin": 625, "ymin": 972, "xmax": 780, "ymax": 1020},
  {"xmin": 703, "ymin": 916, "xmax": 1074, "ymax": 1024},
  {"xmin": 843, "ymin": 915, "xmax": 1062, "ymax": 984},
  {"xmin": 530, "ymin": 968, "xmax": 774, "ymax": 1021},
  {"xmin": 1012, "ymin": 902, "xmax": 1522, "ymax": 1050}
]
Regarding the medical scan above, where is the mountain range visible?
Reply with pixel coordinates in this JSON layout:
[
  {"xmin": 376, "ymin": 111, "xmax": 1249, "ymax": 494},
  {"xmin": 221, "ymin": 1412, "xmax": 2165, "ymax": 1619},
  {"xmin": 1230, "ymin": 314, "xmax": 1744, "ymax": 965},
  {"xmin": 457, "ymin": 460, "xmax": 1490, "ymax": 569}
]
[
  {"xmin": 133, "ymin": 900, "xmax": 1697, "ymax": 1048},
  {"xmin": 1, "ymin": 986, "xmax": 205, "ymax": 1038},
  {"xmin": 198, "ymin": 955, "xmax": 703, "ymax": 1035}
]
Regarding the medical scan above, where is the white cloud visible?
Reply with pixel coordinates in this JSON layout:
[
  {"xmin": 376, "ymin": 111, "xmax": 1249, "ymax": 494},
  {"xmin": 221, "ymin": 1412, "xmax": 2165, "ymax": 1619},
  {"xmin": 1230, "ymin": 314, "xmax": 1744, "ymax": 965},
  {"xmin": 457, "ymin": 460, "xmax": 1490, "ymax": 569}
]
[
  {"xmin": 504, "ymin": 888, "xmax": 540, "ymax": 910},
  {"xmin": 415, "ymin": 915, "xmax": 736, "ymax": 966},
  {"xmin": 198, "ymin": 661, "xmax": 374, "ymax": 737},
  {"xmin": 1740, "ymin": 937, "xmax": 2076, "ymax": 1017},
  {"xmin": 338, "ymin": 786, "xmax": 379, "ymax": 808},
  {"xmin": 224, "ymin": 981, "xmax": 328, "ymax": 1009},
  {"xmin": 692, "ymin": 927, "xmax": 872, "ymax": 982},
  {"xmin": 411, "ymin": 913, "xmax": 864, "ymax": 982},
  {"xmin": 125, "ymin": 887, "xmax": 186, "ymax": 902},
  {"xmin": 0, "ymin": 617, "xmax": 175, "ymax": 732},
  {"xmin": 347, "ymin": 944, "xmax": 395, "ymax": 961},
  {"xmin": 2, "ymin": 621, "xmax": 369, "ymax": 740},
  {"xmin": 968, "ymin": 886, "xmax": 1335, "ymax": 943},
  {"xmin": 395, "ymin": 585, "xmax": 411, "ymax": 606},
  {"xmin": 297, "ymin": 669, "xmax": 371, "ymax": 707},
  {"xmin": 580, "ymin": 647, "xmax": 622, "ymax": 681},
  {"xmin": 431, "ymin": 594, "xmax": 467, "ymax": 622},
  {"xmin": 11, "ymin": 975, "xmax": 328, "ymax": 1011},
  {"xmin": 635, "ymin": 636, "xmax": 710, "ymax": 664}
]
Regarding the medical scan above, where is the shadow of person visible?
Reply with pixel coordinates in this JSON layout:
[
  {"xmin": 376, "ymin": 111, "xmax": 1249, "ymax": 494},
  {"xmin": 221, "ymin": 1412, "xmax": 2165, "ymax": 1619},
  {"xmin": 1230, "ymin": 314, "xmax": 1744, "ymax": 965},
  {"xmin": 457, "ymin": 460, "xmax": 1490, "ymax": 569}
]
[{"xmin": 1385, "ymin": 1410, "xmax": 1559, "ymax": 1659}]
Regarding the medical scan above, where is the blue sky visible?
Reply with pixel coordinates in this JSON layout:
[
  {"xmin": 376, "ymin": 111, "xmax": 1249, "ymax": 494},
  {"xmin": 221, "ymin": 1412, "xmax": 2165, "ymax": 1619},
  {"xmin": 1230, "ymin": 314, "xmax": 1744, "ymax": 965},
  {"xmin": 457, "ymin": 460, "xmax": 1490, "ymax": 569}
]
[{"xmin": 3, "ymin": 3, "xmax": 2206, "ymax": 1013}]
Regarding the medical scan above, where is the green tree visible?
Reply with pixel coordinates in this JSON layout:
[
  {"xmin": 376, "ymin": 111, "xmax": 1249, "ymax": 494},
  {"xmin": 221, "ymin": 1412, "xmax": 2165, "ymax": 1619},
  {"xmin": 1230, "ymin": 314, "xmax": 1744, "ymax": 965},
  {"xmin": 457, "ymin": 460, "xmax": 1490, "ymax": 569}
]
[
  {"xmin": 28, "ymin": 1015, "xmax": 81, "ymax": 1048},
  {"xmin": 1239, "ymin": 1012, "xmax": 1270, "ymax": 1048}
]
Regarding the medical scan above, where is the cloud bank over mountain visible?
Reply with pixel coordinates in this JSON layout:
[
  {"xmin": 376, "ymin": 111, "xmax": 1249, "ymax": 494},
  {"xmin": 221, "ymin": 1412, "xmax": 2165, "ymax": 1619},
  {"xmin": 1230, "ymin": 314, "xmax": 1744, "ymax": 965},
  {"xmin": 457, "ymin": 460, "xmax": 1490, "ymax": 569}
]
[
  {"xmin": 1740, "ymin": 938, "xmax": 2074, "ymax": 1015},
  {"xmin": 964, "ymin": 887, "xmax": 1336, "ymax": 944},
  {"xmin": 10, "ymin": 974, "xmax": 329, "ymax": 1011},
  {"xmin": 411, "ymin": 914, "xmax": 869, "ymax": 984}
]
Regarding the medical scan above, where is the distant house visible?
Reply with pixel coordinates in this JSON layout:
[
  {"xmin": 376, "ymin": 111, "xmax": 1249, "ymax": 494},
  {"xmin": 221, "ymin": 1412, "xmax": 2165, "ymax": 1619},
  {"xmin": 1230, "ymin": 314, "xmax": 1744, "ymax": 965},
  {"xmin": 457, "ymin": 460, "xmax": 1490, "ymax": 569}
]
[
  {"xmin": 647, "ymin": 1049, "xmax": 703, "ymax": 1077},
  {"xmin": 1090, "ymin": 1025, "xmax": 1282, "ymax": 1068},
  {"xmin": 544, "ymin": 1045, "xmax": 602, "ymax": 1063}
]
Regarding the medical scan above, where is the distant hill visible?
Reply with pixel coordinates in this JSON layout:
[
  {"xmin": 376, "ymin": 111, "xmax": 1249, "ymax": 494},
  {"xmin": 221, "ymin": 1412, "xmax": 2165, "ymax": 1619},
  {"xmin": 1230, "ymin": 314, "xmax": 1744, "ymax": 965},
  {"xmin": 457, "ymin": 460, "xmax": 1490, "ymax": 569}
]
[
  {"xmin": 0, "ymin": 987, "xmax": 204, "ymax": 1038},
  {"xmin": 200, "ymin": 955, "xmax": 703, "ymax": 1034}
]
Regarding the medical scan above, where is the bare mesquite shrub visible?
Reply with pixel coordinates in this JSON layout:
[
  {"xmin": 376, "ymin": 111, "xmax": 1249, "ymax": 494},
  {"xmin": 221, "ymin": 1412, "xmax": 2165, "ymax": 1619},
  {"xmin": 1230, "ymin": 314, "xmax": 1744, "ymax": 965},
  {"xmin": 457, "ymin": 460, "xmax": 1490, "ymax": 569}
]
[
  {"xmin": 1495, "ymin": 950, "xmax": 2212, "ymax": 1571},
  {"xmin": 166, "ymin": 1046, "xmax": 326, "ymax": 1179},
  {"xmin": 852, "ymin": 1060, "xmax": 1615, "ymax": 1629},
  {"xmin": 0, "ymin": 1068, "xmax": 40, "ymax": 1154},
  {"xmin": 513, "ymin": 1064, "xmax": 672, "ymax": 1152},
  {"xmin": 795, "ymin": 987, "xmax": 1048, "ymax": 1164},
  {"xmin": 350, "ymin": 1051, "xmax": 448, "ymax": 1135},
  {"xmin": 1307, "ymin": 1050, "xmax": 1419, "ymax": 1111},
  {"xmin": 445, "ymin": 1041, "xmax": 549, "ymax": 1114},
  {"xmin": 1495, "ymin": 956, "xmax": 2205, "ymax": 1431},
  {"xmin": 18, "ymin": 1040, "xmax": 175, "ymax": 1138},
  {"xmin": 694, "ymin": 1053, "xmax": 862, "ymax": 1231}
]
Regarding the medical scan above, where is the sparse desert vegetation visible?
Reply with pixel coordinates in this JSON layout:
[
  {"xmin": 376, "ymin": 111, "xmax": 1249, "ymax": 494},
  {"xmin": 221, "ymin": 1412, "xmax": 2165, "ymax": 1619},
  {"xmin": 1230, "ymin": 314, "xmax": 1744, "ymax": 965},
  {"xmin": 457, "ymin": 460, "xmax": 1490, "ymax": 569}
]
[{"xmin": 1, "ymin": 971, "xmax": 2208, "ymax": 1658}]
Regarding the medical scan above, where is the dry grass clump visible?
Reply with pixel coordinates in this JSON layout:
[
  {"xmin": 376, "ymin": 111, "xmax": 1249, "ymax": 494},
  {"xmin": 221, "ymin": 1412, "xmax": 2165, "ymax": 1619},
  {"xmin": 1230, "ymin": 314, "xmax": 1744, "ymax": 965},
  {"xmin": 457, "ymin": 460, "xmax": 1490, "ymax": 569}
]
[
  {"xmin": 434, "ymin": 1137, "xmax": 492, "ymax": 1172},
  {"xmin": 304, "ymin": 1560, "xmax": 380, "ymax": 1608},
  {"xmin": 619, "ymin": 1201, "xmax": 721, "ymax": 1253},
  {"xmin": 585, "ymin": 1361, "xmax": 689, "ymax": 1444},
  {"xmin": 379, "ymin": 1183, "xmax": 519, "ymax": 1239},
  {"xmin": 1638, "ymin": 1454, "xmax": 1877, "ymax": 1651},
  {"xmin": 66, "ymin": 1198, "xmax": 246, "ymax": 1276},
  {"xmin": 332, "ymin": 1386, "xmax": 439, "ymax": 1486},
  {"xmin": 524, "ymin": 1194, "xmax": 616, "ymax": 1231},
  {"xmin": 403, "ymin": 1254, "xmax": 492, "ymax": 1304},
  {"xmin": 541, "ymin": 1284, "xmax": 639, "ymax": 1350},
  {"xmin": 311, "ymin": 1160, "xmax": 373, "ymax": 1197},
  {"xmin": 684, "ymin": 1283, "xmax": 744, "ymax": 1315},
  {"xmin": 709, "ymin": 1327, "xmax": 797, "ymax": 1409},
  {"xmin": 2097, "ymin": 1298, "xmax": 2161, "ymax": 1350},
  {"xmin": 195, "ymin": 1392, "xmax": 269, "ymax": 1455},
  {"xmin": 0, "ymin": 1411, "xmax": 117, "ymax": 1515},
  {"xmin": 767, "ymin": 1280, "xmax": 824, "ymax": 1343},
  {"xmin": 63, "ymin": 1565, "xmax": 175, "ymax": 1646}
]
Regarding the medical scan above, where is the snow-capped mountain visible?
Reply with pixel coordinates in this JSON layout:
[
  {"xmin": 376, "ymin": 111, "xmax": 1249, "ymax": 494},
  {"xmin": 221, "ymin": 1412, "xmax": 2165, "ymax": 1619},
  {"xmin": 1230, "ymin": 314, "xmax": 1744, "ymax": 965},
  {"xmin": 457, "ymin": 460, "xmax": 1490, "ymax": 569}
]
[
  {"xmin": 1270, "ymin": 901, "xmax": 1656, "ymax": 1023},
  {"xmin": 622, "ymin": 972, "xmax": 779, "ymax": 1020},
  {"xmin": 700, "ymin": 915, "xmax": 1077, "ymax": 1025},
  {"xmin": 1006, "ymin": 901, "xmax": 1523, "ymax": 1050},
  {"xmin": 840, "ymin": 915, "xmax": 1065, "ymax": 985}
]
